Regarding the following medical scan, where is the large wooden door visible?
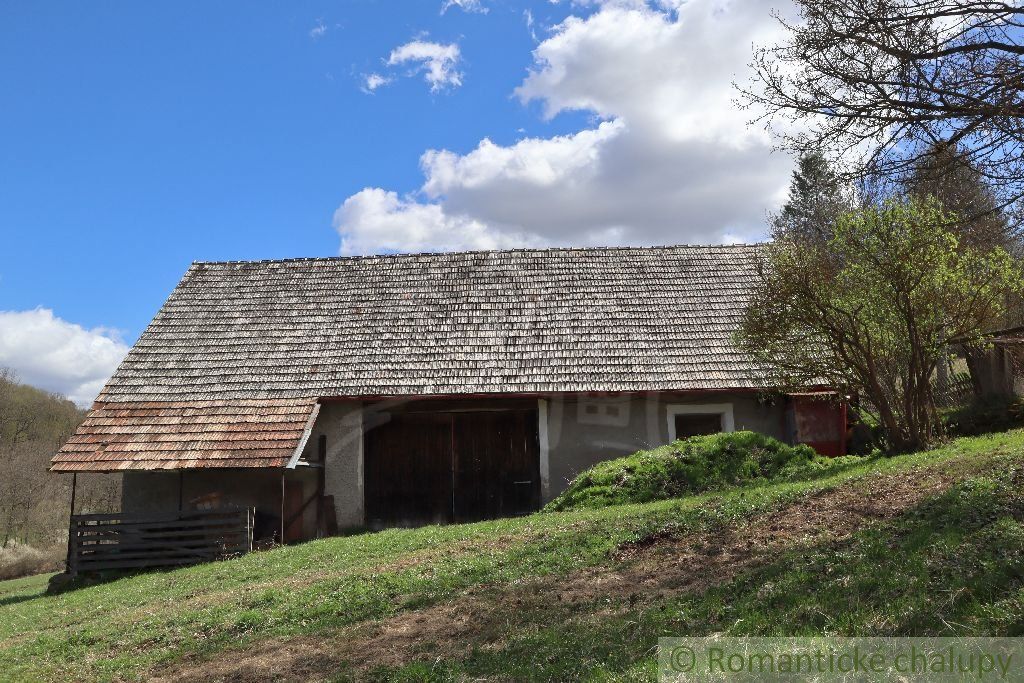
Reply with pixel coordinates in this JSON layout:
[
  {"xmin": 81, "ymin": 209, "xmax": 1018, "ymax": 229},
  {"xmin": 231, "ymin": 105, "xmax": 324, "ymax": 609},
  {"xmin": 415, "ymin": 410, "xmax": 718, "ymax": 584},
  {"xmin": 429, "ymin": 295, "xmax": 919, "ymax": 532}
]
[
  {"xmin": 282, "ymin": 480, "xmax": 305, "ymax": 543},
  {"xmin": 453, "ymin": 410, "xmax": 540, "ymax": 521},
  {"xmin": 364, "ymin": 408, "xmax": 540, "ymax": 527},
  {"xmin": 365, "ymin": 413, "xmax": 454, "ymax": 527}
]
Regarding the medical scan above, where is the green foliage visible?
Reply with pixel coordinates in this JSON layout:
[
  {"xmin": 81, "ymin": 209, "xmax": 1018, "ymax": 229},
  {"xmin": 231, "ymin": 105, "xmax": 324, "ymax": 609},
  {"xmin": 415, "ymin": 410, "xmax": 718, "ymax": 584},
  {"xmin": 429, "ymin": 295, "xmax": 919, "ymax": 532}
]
[
  {"xmin": 545, "ymin": 431, "xmax": 855, "ymax": 512},
  {"xmin": 739, "ymin": 195, "xmax": 1024, "ymax": 452},
  {"xmin": 945, "ymin": 395, "xmax": 1024, "ymax": 437}
]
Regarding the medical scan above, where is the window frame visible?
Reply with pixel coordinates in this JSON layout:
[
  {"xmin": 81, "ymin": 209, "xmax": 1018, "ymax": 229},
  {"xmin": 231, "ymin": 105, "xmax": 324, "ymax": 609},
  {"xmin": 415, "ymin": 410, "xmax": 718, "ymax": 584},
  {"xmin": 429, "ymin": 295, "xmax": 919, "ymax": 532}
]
[{"xmin": 666, "ymin": 402, "xmax": 735, "ymax": 442}]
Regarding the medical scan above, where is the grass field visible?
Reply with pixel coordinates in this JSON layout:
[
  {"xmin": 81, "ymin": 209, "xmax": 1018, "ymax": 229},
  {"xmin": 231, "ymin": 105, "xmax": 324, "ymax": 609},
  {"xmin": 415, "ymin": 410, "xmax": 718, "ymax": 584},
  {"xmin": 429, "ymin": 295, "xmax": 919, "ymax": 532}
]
[{"xmin": 1, "ymin": 429, "xmax": 1023, "ymax": 681}]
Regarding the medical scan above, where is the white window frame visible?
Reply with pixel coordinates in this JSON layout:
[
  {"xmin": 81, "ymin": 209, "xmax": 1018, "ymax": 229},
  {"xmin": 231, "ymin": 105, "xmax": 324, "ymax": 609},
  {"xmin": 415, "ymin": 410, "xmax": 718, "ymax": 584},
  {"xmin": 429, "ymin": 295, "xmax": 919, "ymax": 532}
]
[{"xmin": 666, "ymin": 403, "xmax": 735, "ymax": 442}]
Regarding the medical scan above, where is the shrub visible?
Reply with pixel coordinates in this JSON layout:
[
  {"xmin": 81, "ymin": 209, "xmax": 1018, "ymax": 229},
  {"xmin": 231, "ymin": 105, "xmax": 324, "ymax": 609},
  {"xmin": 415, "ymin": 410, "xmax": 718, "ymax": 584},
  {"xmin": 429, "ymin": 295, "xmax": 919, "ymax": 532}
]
[
  {"xmin": 943, "ymin": 396, "xmax": 1024, "ymax": 437},
  {"xmin": 0, "ymin": 542, "xmax": 63, "ymax": 581},
  {"xmin": 545, "ymin": 431, "xmax": 859, "ymax": 512}
]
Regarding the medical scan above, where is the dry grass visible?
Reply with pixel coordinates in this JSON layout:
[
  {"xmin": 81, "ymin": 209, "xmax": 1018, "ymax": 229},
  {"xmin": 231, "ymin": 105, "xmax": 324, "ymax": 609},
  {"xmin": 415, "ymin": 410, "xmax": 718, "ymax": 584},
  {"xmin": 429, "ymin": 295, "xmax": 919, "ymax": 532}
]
[{"xmin": 0, "ymin": 543, "xmax": 63, "ymax": 581}]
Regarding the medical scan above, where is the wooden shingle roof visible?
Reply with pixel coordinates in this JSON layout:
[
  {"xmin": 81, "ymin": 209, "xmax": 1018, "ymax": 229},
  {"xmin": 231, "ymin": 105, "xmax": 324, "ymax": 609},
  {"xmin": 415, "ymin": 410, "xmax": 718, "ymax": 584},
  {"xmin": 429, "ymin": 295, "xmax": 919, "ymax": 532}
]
[
  {"xmin": 99, "ymin": 244, "xmax": 768, "ymax": 401},
  {"xmin": 51, "ymin": 399, "xmax": 317, "ymax": 471},
  {"xmin": 54, "ymin": 245, "xmax": 769, "ymax": 471}
]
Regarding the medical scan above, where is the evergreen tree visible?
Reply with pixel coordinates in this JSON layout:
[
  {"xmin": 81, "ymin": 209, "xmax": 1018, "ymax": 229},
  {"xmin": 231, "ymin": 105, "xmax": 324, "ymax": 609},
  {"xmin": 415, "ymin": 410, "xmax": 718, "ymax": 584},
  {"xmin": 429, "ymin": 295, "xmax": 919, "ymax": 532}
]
[{"xmin": 771, "ymin": 153, "xmax": 854, "ymax": 243}]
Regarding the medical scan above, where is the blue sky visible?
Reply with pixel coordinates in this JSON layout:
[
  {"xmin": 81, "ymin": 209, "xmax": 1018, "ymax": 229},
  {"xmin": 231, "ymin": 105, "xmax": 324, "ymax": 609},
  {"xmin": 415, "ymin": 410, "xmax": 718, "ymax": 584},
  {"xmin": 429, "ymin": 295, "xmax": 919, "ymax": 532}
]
[{"xmin": 0, "ymin": 0, "xmax": 794, "ymax": 404}]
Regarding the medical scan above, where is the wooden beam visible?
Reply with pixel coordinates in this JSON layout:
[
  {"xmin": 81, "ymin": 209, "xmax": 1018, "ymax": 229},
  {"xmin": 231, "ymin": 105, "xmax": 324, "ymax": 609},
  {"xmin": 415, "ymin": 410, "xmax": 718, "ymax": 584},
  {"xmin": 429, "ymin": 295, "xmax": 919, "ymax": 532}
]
[
  {"xmin": 316, "ymin": 435, "xmax": 326, "ymax": 536},
  {"xmin": 65, "ymin": 473, "xmax": 78, "ymax": 575}
]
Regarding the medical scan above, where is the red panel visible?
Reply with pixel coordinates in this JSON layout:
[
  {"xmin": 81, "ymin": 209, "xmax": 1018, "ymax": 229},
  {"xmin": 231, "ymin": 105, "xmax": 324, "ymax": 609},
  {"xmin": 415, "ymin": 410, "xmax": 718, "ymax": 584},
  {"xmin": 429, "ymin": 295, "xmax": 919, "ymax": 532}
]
[{"xmin": 793, "ymin": 396, "xmax": 846, "ymax": 457}]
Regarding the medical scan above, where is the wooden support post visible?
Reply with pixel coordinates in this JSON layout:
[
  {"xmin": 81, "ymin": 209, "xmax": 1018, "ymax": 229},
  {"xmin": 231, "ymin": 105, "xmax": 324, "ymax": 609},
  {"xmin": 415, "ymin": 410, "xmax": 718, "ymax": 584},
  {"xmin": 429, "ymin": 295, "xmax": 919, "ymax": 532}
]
[
  {"xmin": 69, "ymin": 472, "xmax": 78, "ymax": 516},
  {"xmin": 65, "ymin": 473, "xmax": 78, "ymax": 574},
  {"xmin": 280, "ymin": 471, "xmax": 286, "ymax": 544},
  {"xmin": 178, "ymin": 471, "xmax": 184, "ymax": 512},
  {"xmin": 246, "ymin": 507, "xmax": 255, "ymax": 553},
  {"xmin": 316, "ymin": 435, "xmax": 326, "ymax": 537}
]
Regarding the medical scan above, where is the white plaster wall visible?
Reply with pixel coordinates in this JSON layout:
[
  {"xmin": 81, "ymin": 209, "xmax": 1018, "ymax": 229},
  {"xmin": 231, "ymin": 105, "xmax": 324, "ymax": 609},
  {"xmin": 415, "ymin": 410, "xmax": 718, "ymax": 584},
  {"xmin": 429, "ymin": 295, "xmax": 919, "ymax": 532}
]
[
  {"xmin": 303, "ymin": 401, "xmax": 365, "ymax": 529},
  {"xmin": 301, "ymin": 392, "xmax": 784, "ymax": 520},
  {"xmin": 541, "ymin": 392, "xmax": 785, "ymax": 502}
]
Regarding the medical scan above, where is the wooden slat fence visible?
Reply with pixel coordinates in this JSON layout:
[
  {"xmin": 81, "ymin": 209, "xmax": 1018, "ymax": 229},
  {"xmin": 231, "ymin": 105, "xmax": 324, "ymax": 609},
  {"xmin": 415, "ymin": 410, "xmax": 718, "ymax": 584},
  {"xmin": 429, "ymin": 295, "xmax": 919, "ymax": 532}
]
[{"xmin": 67, "ymin": 508, "xmax": 254, "ymax": 576}]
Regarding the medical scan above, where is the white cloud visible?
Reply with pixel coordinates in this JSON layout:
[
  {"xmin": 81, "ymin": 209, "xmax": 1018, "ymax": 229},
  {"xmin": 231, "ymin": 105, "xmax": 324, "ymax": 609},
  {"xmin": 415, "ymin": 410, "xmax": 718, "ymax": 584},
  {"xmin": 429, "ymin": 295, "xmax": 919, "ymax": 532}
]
[
  {"xmin": 309, "ymin": 20, "xmax": 328, "ymax": 39},
  {"xmin": 441, "ymin": 0, "xmax": 487, "ymax": 14},
  {"xmin": 387, "ymin": 40, "xmax": 463, "ymax": 92},
  {"xmin": 0, "ymin": 308, "xmax": 129, "ymax": 407},
  {"xmin": 524, "ymin": 9, "xmax": 538, "ymax": 41},
  {"xmin": 334, "ymin": 188, "xmax": 540, "ymax": 255},
  {"xmin": 362, "ymin": 73, "xmax": 392, "ymax": 93},
  {"xmin": 337, "ymin": 0, "xmax": 795, "ymax": 254},
  {"xmin": 515, "ymin": 2, "xmax": 779, "ymax": 145}
]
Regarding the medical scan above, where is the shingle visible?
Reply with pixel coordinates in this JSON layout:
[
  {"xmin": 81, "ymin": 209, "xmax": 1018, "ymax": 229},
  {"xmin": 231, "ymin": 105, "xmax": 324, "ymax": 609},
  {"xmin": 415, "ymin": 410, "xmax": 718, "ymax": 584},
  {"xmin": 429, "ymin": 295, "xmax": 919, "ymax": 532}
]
[
  {"xmin": 96, "ymin": 244, "xmax": 769, "ymax": 401},
  {"xmin": 50, "ymin": 398, "xmax": 316, "ymax": 472}
]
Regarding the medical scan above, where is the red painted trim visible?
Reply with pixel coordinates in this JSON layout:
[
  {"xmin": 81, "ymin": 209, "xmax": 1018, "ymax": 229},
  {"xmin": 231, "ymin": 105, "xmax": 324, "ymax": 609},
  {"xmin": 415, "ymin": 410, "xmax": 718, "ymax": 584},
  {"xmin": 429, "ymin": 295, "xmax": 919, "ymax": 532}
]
[
  {"xmin": 317, "ymin": 386, "xmax": 838, "ymax": 403},
  {"xmin": 840, "ymin": 400, "xmax": 848, "ymax": 457}
]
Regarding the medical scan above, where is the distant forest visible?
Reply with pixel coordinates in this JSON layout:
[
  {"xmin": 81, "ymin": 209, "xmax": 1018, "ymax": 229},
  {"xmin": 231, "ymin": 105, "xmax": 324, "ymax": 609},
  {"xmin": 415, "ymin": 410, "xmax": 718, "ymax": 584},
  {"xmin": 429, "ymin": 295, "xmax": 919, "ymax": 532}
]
[{"xmin": 0, "ymin": 369, "xmax": 119, "ymax": 558}]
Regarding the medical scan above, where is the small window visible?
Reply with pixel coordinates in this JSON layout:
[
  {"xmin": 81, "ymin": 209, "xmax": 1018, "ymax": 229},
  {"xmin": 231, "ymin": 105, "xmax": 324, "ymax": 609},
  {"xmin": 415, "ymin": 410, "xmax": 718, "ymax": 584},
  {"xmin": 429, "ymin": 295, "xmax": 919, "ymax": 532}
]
[
  {"xmin": 666, "ymin": 403, "xmax": 735, "ymax": 442},
  {"xmin": 577, "ymin": 396, "xmax": 631, "ymax": 427},
  {"xmin": 673, "ymin": 413, "xmax": 722, "ymax": 439}
]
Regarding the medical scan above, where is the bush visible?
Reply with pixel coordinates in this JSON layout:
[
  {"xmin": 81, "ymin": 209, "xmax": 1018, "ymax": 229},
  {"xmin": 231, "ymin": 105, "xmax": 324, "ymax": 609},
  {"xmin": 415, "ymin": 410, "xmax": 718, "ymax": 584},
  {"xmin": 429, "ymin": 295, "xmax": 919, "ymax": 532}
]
[
  {"xmin": 545, "ymin": 431, "xmax": 860, "ymax": 512},
  {"xmin": 943, "ymin": 396, "xmax": 1024, "ymax": 437},
  {"xmin": 0, "ymin": 542, "xmax": 64, "ymax": 581}
]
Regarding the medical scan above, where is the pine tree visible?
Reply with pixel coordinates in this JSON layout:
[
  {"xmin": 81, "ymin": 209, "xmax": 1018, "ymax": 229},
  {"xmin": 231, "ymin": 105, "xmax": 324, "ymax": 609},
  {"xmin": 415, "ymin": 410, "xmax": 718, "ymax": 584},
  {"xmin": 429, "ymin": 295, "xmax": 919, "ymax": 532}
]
[{"xmin": 771, "ymin": 153, "xmax": 854, "ymax": 243}]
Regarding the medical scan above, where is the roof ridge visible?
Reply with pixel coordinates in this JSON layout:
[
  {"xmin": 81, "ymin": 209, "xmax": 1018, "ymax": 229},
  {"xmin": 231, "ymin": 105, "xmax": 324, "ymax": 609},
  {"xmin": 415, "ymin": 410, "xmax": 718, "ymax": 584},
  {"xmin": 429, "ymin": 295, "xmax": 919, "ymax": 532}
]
[{"xmin": 192, "ymin": 243, "xmax": 765, "ymax": 266}]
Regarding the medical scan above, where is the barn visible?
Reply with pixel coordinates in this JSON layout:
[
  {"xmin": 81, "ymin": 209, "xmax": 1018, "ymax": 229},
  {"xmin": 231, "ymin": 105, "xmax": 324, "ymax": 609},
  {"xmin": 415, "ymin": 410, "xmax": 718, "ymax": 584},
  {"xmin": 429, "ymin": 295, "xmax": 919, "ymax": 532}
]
[{"xmin": 51, "ymin": 245, "xmax": 845, "ymax": 549}]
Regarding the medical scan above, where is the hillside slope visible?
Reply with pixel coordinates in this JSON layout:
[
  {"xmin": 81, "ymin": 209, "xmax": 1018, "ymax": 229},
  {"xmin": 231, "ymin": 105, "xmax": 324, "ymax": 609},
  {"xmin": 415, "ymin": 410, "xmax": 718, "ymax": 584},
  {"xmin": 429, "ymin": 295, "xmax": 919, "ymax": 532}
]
[
  {"xmin": 0, "ymin": 372, "xmax": 119, "ymax": 580},
  {"xmin": 2, "ymin": 430, "xmax": 1024, "ymax": 681}
]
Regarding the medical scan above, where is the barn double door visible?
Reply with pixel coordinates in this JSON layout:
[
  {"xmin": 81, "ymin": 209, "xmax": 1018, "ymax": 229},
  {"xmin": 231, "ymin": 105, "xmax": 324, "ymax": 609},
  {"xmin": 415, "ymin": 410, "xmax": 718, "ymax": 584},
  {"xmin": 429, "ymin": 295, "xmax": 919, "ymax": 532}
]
[{"xmin": 365, "ymin": 409, "xmax": 540, "ymax": 528}]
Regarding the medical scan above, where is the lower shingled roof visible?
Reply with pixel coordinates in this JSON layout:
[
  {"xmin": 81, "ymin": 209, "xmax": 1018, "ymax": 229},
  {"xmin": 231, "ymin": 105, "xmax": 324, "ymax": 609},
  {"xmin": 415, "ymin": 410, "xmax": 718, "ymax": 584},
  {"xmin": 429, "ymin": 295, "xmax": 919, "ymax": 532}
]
[{"xmin": 51, "ymin": 399, "xmax": 318, "ymax": 472}]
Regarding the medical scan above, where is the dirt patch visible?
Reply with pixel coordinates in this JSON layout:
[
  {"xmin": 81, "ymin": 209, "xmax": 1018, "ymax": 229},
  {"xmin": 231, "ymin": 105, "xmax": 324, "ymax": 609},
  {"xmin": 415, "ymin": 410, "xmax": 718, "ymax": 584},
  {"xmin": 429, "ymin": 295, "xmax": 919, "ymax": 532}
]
[
  {"xmin": 545, "ymin": 466, "xmax": 955, "ymax": 607},
  {"xmin": 151, "ymin": 465, "xmax": 962, "ymax": 682}
]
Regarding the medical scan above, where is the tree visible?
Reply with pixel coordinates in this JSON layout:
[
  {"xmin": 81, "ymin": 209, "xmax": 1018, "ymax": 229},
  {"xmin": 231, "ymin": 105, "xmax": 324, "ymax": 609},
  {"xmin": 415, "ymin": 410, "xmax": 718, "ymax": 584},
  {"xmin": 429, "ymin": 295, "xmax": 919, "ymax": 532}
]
[
  {"xmin": 742, "ymin": 0, "xmax": 1024, "ymax": 213},
  {"xmin": 0, "ymin": 370, "xmax": 115, "ymax": 552},
  {"xmin": 905, "ymin": 141, "xmax": 1018, "ymax": 253},
  {"xmin": 771, "ymin": 152, "xmax": 856, "ymax": 242},
  {"xmin": 737, "ymin": 195, "xmax": 1023, "ymax": 452},
  {"xmin": 902, "ymin": 142, "xmax": 1023, "ymax": 397}
]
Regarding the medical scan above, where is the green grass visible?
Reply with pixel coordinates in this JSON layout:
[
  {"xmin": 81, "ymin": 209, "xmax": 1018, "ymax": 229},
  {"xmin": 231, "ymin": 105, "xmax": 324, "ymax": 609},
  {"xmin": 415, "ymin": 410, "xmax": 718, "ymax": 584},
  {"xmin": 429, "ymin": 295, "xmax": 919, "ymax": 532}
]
[
  {"xmin": 379, "ymin": 468, "xmax": 1024, "ymax": 682},
  {"xmin": 1, "ymin": 430, "xmax": 1023, "ymax": 682},
  {"xmin": 0, "ymin": 572, "xmax": 52, "ymax": 602},
  {"xmin": 544, "ymin": 430, "xmax": 860, "ymax": 511}
]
